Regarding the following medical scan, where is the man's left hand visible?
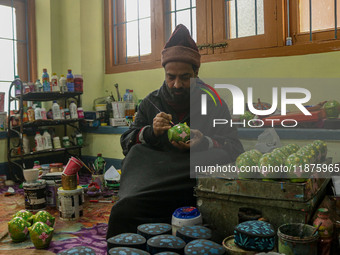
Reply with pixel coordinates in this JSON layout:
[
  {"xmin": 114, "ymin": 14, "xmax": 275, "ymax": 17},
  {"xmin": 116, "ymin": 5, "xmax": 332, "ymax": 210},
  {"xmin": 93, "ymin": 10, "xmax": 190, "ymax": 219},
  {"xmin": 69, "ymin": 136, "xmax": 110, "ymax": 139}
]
[{"xmin": 171, "ymin": 129, "xmax": 204, "ymax": 151}]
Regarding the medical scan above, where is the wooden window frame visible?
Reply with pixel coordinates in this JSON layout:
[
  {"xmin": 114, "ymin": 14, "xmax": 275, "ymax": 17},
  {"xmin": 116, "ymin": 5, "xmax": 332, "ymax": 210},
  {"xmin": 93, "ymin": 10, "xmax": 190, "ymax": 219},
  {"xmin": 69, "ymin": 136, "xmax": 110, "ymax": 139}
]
[
  {"xmin": 105, "ymin": 0, "xmax": 340, "ymax": 74},
  {"xmin": 0, "ymin": 0, "xmax": 37, "ymax": 82}
]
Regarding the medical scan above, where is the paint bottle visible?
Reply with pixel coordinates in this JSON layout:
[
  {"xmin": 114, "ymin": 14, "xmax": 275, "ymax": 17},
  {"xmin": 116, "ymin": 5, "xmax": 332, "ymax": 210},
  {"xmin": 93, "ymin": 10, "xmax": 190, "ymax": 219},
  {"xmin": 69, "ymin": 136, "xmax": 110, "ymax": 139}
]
[
  {"xmin": 41, "ymin": 108, "xmax": 47, "ymax": 120},
  {"xmin": 52, "ymin": 101, "xmax": 61, "ymax": 120},
  {"xmin": 34, "ymin": 79, "xmax": 43, "ymax": 92},
  {"xmin": 27, "ymin": 107, "xmax": 35, "ymax": 122},
  {"xmin": 51, "ymin": 73, "xmax": 59, "ymax": 92},
  {"xmin": 34, "ymin": 107, "xmax": 42, "ymax": 120},
  {"xmin": 62, "ymin": 136, "xmax": 70, "ymax": 148},
  {"xmin": 66, "ymin": 69, "xmax": 74, "ymax": 92},
  {"xmin": 59, "ymin": 75, "xmax": 67, "ymax": 92},
  {"xmin": 74, "ymin": 74, "xmax": 83, "ymax": 92},
  {"xmin": 94, "ymin": 153, "xmax": 106, "ymax": 175},
  {"xmin": 53, "ymin": 137, "xmax": 61, "ymax": 149},
  {"xmin": 34, "ymin": 132, "xmax": 44, "ymax": 151},
  {"xmin": 42, "ymin": 130, "xmax": 53, "ymax": 150},
  {"xmin": 13, "ymin": 76, "xmax": 22, "ymax": 96},
  {"xmin": 69, "ymin": 101, "xmax": 78, "ymax": 119},
  {"xmin": 42, "ymin": 68, "xmax": 50, "ymax": 92}
]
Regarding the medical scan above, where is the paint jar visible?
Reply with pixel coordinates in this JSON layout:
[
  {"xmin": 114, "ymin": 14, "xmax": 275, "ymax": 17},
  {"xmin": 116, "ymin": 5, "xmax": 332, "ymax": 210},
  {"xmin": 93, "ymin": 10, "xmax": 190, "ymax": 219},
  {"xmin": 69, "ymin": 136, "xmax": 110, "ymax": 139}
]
[
  {"xmin": 61, "ymin": 173, "xmax": 77, "ymax": 190},
  {"xmin": 46, "ymin": 179, "xmax": 62, "ymax": 207},
  {"xmin": 53, "ymin": 136, "xmax": 61, "ymax": 149},
  {"xmin": 76, "ymin": 134, "xmax": 83, "ymax": 146},
  {"xmin": 77, "ymin": 107, "xmax": 84, "ymax": 119},
  {"xmin": 50, "ymin": 163, "xmax": 63, "ymax": 173},
  {"xmin": 23, "ymin": 180, "xmax": 47, "ymax": 211},
  {"xmin": 58, "ymin": 186, "xmax": 84, "ymax": 220},
  {"xmin": 171, "ymin": 207, "xmax": 202, "ymax": 236},
  {"xmin": 62, "ymin": 136, "xmax": 70, "ymax": 147}
]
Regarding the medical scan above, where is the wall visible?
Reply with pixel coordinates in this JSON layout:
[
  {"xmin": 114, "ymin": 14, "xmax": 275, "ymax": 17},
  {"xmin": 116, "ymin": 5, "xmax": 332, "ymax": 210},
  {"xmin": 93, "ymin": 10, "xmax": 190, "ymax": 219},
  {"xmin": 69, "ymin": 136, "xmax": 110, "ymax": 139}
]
[{"xmin": 2, "ymin": 1, "xmax": 340, "ymax": 172}]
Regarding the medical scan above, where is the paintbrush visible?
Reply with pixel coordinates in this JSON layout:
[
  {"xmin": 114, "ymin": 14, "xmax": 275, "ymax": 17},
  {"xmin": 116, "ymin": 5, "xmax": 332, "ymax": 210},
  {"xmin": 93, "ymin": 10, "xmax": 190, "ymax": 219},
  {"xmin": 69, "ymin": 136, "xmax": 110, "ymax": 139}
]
[{"xmin": 145, "ymin": 98, "xmax": 175, "ymax": 126}]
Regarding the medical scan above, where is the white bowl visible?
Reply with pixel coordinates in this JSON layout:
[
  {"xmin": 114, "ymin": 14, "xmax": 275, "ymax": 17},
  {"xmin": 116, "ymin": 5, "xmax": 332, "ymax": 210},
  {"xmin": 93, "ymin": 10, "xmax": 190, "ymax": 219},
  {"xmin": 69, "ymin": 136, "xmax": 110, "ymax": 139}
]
[{"xmin": 23, "ymin": 169, "xmax": 39, "ymax": 183}]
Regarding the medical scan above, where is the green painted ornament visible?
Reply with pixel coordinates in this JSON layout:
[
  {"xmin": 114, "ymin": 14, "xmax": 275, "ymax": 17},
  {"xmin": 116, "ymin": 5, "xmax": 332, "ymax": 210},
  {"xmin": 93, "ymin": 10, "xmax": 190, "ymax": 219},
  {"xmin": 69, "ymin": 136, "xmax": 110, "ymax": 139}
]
[
  {"xmin": 13, "ymin": 210, "xmax": 33, "ymax": 224},
  {"xmin": 8, "ymin": 217, "xmax": 31, "ymax": 242},
  {"xmin": 285, "ymin": 153, "xmax": 309, "ymax": 182},
  {"xmin": 30, "ymin": 210, "xmax": 55, "ymax": 227},
  {"xmin": 168, "ymin": 122, "xmax": 190, "ymax": 143},
  {"xmin": 312, "ymin": 140, "xmax": 327, "ymax": 160},
  {"xmin": 283, "ymin": 144, "xmax": 300, "ymax": 155},
  {"xmin": 258, "ymin": 153, "xmax": 284, "ymax": 180},
  {"xmin": 28, "ymin": 222, "xmax": 54, "ymax": 249},
  {"xmin": 324, "ymin": 100, "xmax": 340, "ymax": 119}
]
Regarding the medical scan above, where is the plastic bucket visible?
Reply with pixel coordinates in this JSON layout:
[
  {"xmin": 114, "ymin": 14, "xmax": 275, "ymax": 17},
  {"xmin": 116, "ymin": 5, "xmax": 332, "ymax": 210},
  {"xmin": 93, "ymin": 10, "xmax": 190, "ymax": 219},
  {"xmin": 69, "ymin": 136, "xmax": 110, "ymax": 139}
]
[
  {"xmin": 46, "ymin": 179, "xmax": 61, "ymax": 207},
  {"xmin": 23, "ymin": 180, "xmax": 47, "ymax": 211},
  {"xmin": 58, "ymin": 186, "xmax": 84, "ymax": 220},
  {"xmin": 277, "ymin": 223, "xmax": 319, "ymax": 255}
]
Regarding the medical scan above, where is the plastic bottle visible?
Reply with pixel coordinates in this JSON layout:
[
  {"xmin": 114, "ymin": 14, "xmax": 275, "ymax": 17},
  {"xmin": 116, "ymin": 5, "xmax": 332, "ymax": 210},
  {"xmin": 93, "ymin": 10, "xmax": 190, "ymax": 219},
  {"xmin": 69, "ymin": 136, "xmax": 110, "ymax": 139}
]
[
  {"xmin": 60, "ymin": 106, "xmax": 65, "ymax": 119},
  {"xmin": 69, "ymin": 101, "xmax": 78, "ymax": 119},
  {"xmin": 52, "ymin": 101, "xmax": 61, "ymax": 120},
  {"xmin": 42, "ymin": 130, "xmax": 52, "ymax": 150},
  {"xmin": 22, "ymin": 134, "xmax": 30, "ymax": 154},
  {"xmin": 13, "ymin": 76, "xmax": 22, "ymax": 96},
  {"xmin": 74, "ymin": 74, "xmax": 83, "ymax": 92},
  {"xmin": 23, "ymin": 82, "xmax": 30, "ymax": 94},
  {"xmin": 123, "ymin": 89, "xmax": 131, "ymax": 116},
  {"xmin": 51, "ymin": 73, "xmax": 59, "ymax": 92},
  {"xmin": 34, "ymin": 107, "xmax": 42, "ymax": 120},
  {"xmin": 94, "ymin": 153, "xmax": 106, "ymax": 175},
  {"xmin": 66, "ymin": 69, "xmax": 74, "ymax": 92},
  {"xmin": 27, "ymin": 107, "xmax": 35, "ymax": 122},
  {"xmin": 59, "ymin": 75, "xmax": 67, "ymax": 92},
  {"xmin": 41, "ymin": 107, "xmax": 47, "ymax": 120},
  {"xmin": 129, "ymin": 89, "xmax": 136, "ymax": 116},
  {"xmin": 34, "ymin": 132, "xmax": 44, "ymax": 151},
  {"xmin": 34, "ymin": 79, "xmax": 43, "ymax": 92},
  {"xmin": 33, "ymin": 161, "xmax": 41, "ymax": 169},
  {"xmin": 53, "ymin": 136, "xmax": 61, "ymax": 149},
  {"xmin": 42, "ymin": 68, "xmax": 50, "ymax": 92}
]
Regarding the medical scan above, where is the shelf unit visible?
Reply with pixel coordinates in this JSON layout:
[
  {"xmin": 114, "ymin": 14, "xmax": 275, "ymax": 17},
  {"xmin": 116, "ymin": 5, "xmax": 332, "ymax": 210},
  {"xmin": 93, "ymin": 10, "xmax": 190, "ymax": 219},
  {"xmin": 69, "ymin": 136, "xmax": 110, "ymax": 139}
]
[{"xmin": 7, "ymin": 88, "xmax": 83, "ymax": 181}]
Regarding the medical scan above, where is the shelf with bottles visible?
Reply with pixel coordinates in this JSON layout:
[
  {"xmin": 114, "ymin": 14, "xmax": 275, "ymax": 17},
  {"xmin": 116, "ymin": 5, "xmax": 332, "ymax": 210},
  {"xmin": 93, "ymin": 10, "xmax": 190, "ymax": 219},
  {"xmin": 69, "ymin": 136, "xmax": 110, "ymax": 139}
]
[
  {"xmin": 10, "ymin": 118, "xmax": 84, "ymax": 130},
  {"xmin": 9, "ymin": 145, "xmax": 83, "ymax": 159},
  {"xmin": 15, "ymin": 91, "xmax": 83, "ymax": 102}
]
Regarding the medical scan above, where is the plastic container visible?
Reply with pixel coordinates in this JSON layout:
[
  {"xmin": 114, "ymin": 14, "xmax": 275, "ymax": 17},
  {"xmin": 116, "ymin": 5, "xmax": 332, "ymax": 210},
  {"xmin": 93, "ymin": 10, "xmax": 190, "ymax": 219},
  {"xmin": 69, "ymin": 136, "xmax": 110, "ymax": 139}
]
[
  {"xmin": 123, "ymin": 89, "xmax": 135, "ymax": 116},
  {"xmin": 171, "ymin": 207, "xmax": 202, "ymax": 235},
  {"xmin": 41, "ymin": 108, "xmax": 47, "ymax": 120},
  {"xmin": 23, "ymin": 180, "xmax": 46, "ymax": 211},
  {"xmin": 64, "ymin": 108, "xmax": 71, "ymax": 119},
  {"xmin": 66, "ymin": 69, "xmax": 74, "ymax": 92},
  {"xmin": 34, "ymin": 132, "xmax": 44, "ymax": 151},
  {"xmin": 52, "ymin": 101, "xmax": 61, "ymax": 120},
  {"xmin": 27, "ymin": 107, "xmax": 35, "ymax": 122},
  {"xmin": 51, "ymin": 73, "xmax": 59, "ymax": 92},
  {"xmin": 60, "ymin": 107, "xmax": 65, "ymax": 119},
  {"xmin": 58, "ymin": 186, "xmax": 84, "ymax": 220},
  {"xmin": 69, "ymin": 101, "xmax": 78, "ymax": 119},
  {"xmin": 59, "ymin": 74, "xmax": 67, "ymax": 92},
  {"xmin": 28, "ymin": 82, "xmax": 35, "ymax": 92},
  {"xmin": 42, "ymin": 130, "xmax": 52, "ymax": 150},
  {"xmin": 13, "ymin": 76, "xmax": 22, "ymax": 96},
  {"xmin": 34, "ymin": 107, "xmax": 42, "ymax": 120},
  {"xmin": 53, "ymin": 136, "xmax": 61, "ymax": 149},
  {"xmin": 76, "ymin": 134, "xmax": 83, "ymax": 146},
  {"xmin": 23, "ymin": 83, "xmax": 30, "ymax": 94},
  {"xmin": 34, "ymin": 79, "xmax": 43, "ymax": 92},
  {"xmin": 74, "ymin": 74, "xmax": 83, "ymax": 92},
  {"xmin": 77, "ymin": 107, "xmax": 84, "ymax": 119},
  {"xmin": 42, "ymin": 68, "xmax": 50, "ymax": 92},
  {"xmin": 62, "ymin": 136, "xmax": 70, "ymax": 147}
]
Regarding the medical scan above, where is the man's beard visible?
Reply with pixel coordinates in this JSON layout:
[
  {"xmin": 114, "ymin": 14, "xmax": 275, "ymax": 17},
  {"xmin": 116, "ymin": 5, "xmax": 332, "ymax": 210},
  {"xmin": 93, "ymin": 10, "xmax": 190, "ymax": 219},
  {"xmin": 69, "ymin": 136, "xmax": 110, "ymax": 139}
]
[{"xmin": 166, "ymin": 86, "xmax": 191, "ymax": 103}]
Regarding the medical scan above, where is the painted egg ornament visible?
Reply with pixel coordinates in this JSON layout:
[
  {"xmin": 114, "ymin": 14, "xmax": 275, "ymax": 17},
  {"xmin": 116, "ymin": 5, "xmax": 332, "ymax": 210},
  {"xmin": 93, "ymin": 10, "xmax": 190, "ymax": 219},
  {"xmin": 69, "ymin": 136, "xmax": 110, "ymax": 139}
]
[
  {"xmin": 258, "ymin": 153, "xmax": 284, "ymax": 180},
  {"xmin": 284, "ymin": 144, "xmax": 300, "ymax": 155},
  {"xmin": 13, "ymin": 210, "xmax": 33, "ymax": 223},
  {"xmin": 8, "ymin": 217, "xmax": 31, "ymax": 242},
  {"xmin": 285, "ymin": 153, "xmax": 309, "ymax": 182},
  {"xmin": 312, "ymin": 140, "xmax": 327, "ymax": 160},
  {"xmin": 324, "ymin": 100, "xmax": 340, "ymax": 118},
  {"xmin": 168, "ymin": 122, "xmax": 190, "ymax": 143},
  {"xmin": 28, "ymin": 222, "xmax": 54, "ymax": 249},
  {"xmin": 30, "ymin": 210, "xmax": 55, "ymax": 227}
]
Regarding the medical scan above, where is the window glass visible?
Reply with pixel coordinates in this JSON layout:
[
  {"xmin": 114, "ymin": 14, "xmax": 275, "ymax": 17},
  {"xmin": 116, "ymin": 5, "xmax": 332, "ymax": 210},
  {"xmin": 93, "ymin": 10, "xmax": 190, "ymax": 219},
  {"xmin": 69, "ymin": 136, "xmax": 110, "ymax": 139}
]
[
  {"xmin": 299, "ymin": 0, "xmax": 340, "ymax": 33},
  {"xmin": 227, "ymin": 0, "xmax": 264, "ymax": 39}
]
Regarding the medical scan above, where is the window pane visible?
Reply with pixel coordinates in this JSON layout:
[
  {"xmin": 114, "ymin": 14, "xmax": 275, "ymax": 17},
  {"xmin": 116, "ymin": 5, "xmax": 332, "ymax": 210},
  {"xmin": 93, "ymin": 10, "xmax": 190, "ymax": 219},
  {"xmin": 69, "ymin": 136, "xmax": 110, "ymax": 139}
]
[
  {"xmin": 174, "ymin": 0, "xmax": 191, "ymax": 10},
  {"xmin": 0, "ymin": 5, "xmax": 14, "ymax": 39},
  {"xmin": 125, "ymin": 0, "xmax": 138, "ymax": 22},
  {"xmin": 126, "ymin": 21, "xmax": 138, "ymax": 57},
  {"xmin": 300, "ymin": 0, "xmax": 340, "ymax": 33},
  {"xmin": 139, "ymin": 0, "xmax": 150, "ymax": 19},
  {"xmin": 227, "ymin": 0, "xmax": 264, "ymax": 39},
  {"xmin": 139, "ymin": 18, "xmax": 151, "ymax": 55},
  {"xmin": 0, "ymin": 39, "xmax": 15, "ymax": 81},
  {"xmin": 170, "ymin": 9, "xmax": 197, "ymax": 41}
]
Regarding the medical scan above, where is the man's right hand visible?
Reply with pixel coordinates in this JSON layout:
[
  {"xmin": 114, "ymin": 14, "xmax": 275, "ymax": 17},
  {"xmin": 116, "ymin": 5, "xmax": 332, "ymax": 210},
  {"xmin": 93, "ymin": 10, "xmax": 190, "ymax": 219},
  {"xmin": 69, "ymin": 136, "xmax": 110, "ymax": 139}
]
[{"xmin": 153, "ymin": 112, "xmax": 172, "ymax": 137}]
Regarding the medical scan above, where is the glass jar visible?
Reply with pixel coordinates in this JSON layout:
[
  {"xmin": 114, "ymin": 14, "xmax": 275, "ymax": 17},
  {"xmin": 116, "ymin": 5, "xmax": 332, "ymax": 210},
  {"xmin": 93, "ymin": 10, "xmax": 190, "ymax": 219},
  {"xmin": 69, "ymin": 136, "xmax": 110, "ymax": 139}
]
[{"xmin": 50, "ymin": 163, "xmax": 63, "ymax": 172}]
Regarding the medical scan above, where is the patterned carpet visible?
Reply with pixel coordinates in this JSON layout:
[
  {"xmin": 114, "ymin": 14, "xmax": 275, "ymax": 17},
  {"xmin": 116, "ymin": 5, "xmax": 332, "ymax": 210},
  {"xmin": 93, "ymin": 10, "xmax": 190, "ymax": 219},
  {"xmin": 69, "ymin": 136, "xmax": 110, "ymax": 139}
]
[{"xmin": 0, "ymin": 177, "xmax": 115, "ymax": 255}]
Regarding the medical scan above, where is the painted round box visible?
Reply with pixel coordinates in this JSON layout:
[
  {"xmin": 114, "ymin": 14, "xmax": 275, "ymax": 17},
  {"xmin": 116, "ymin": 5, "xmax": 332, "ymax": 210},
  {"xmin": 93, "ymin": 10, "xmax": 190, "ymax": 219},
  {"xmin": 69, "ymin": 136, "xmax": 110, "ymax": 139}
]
[
  {"xmin": 57, "ymin": 246, "xmax": 96, "ymax": 255},
  {"xmin": 12, "ymin": 210, "xmax": 33, "ymax": 223},
  {"xmin": 155, "ymin": 252, "xmax": 180, "ymax": 255},
  {"xmin": 147, "ymin": 234, "xmax": 186, "ymax": 254},
  {"xmin": 28, "ymin": 221, "xmax": 54, "ymax": 249},
  {"xmin": 8, "ymin": 216, "xmax": 31, "ymax": 242},
  {"xmin": 184, "ymin": 239, "xmax": 225, "ymax": 255},
  {"xmin": 137, "ymin": 223, "xmax": 172, "ymax": 240},
  {"xmin": 234, "ymin": 220, "xmax": 275, "ymax": 252},
  {"xmin": 107, "ymin": 233, "xmax": 146, "ymax": 251},
  {"xmin": 109, "ymin": 247, "xmax": 150, "ymax": 255},
  {"xmin": 176, "ymin": 225, "xmax": 212, "ymax": 244},
  {"xmin": 30, "ymin": 210, "xmax": 55, "ymax": 227}
]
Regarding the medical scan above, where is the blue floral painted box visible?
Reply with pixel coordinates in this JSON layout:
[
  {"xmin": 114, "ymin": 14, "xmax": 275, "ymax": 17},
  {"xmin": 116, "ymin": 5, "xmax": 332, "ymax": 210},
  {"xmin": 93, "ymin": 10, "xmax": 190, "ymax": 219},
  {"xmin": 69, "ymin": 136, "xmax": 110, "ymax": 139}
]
[{"xmin": 234, "ymin": 220, "xmax": 275, "ymax": 251}]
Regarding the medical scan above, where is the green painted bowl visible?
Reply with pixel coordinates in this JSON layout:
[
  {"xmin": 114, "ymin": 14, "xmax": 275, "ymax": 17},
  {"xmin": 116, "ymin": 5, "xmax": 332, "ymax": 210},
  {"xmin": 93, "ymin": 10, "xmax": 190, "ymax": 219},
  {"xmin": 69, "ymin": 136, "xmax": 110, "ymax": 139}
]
[{"xmin": 30, "ymin": 210, "xmax": 55, "ymax": 227}]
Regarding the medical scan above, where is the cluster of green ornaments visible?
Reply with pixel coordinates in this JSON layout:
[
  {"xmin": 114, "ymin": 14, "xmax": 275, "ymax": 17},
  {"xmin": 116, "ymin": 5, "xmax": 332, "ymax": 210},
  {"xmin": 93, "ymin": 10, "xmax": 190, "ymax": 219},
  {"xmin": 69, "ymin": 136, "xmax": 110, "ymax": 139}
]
[
  {"xmin": 168, "ymin": 122, "xmax": 190, "ymax": 143},
  {"xmin": 236, "ymin": 140, "xmax": 327, "ymax": 182},
  {"xmin": 8, "ymin": 210, "xmax": 55, "ymax": 249}
]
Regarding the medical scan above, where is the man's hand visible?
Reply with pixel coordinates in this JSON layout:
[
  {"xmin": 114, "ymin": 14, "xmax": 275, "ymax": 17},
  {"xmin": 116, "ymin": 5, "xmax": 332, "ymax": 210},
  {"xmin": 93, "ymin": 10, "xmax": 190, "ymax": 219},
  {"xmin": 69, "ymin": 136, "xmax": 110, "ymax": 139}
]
[
  {"xmin": 153, "ymin": 112, "xmax": 172, "ymax": 137},
  {"xmin": 171, "ymin": 129, "xmax": 204, "ymax": 151}
]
